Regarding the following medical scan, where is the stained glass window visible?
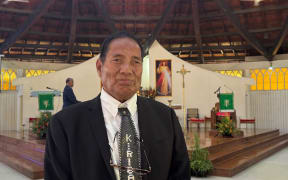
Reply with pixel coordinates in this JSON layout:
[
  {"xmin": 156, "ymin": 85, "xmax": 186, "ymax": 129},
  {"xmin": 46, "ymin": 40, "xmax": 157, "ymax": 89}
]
[
  {"xmin": 0, "ymin": 69, "xmax": 17, "ymax": 91},
  {"xmin": 215, "ymin": 70, "xmax": 243, "ymax": 77},
  {"xmin": 250, "ymin": 68, "xmax": 288, "ymax": 91},
  {"xmin": 25, "ymin": 69, "xmax": 55, "ymax": 77},
  {"xmin": 0, "ymin": 69, "xmax": 56, "ymax": 91}
]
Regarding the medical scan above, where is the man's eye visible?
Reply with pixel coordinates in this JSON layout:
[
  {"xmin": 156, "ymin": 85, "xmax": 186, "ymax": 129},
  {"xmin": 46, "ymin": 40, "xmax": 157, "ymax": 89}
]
[
  {"xmin": 112, "ymin": 59, "xmax": 120, "ymax": 62},
  {"xmin": 134, "ymin": 59, "xmax": 142, "ymax": 64}
]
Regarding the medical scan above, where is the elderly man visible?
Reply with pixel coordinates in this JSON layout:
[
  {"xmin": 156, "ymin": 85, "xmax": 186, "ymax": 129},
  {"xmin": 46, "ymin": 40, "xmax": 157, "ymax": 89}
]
[{"xmin": 44, "ymin": 31, "xmax": 190, "ymax": 180}]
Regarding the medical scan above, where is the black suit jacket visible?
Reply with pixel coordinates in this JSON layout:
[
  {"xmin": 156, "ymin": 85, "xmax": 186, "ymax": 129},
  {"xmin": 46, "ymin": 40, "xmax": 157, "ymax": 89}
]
[
  {"xmin": 62, "ymin": 85, "xmax": 79, "ymax": 109},
  {"xmin": 45, "ymin": 95, "xmax": 190, "ymax": 180}
]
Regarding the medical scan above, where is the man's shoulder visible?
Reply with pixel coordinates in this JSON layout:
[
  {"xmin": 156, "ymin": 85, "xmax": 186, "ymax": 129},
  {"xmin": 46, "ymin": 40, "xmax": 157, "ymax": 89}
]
[
  {"xmin": 63, "ymin": 85, "xmax": 71, "ymax": 91},
  {"xmin": 55, "ymin": 98, "xmax": 98, "ymax": 120},
  {"xmin": 137, "ymin": 96, "xmax": 171, "ymax": 110}
]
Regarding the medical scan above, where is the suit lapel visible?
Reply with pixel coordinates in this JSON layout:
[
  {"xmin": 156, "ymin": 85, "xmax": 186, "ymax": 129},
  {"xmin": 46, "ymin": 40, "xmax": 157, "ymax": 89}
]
[
  {"xmin": 137, "ymin": 97, "xmax": 153, "ymax": 158},
  {"xmin": 87, "ymin": 95, "xmax": 116, "ymax": 180},
  {"xmin": 137, "ymin": 97, "xmax": 151, "ymax": 152}
]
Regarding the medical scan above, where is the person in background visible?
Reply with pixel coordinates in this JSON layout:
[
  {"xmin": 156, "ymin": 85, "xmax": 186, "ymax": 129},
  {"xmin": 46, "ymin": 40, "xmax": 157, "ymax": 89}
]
[{"xmin": 62, "ymin": 78, "xmax": 80, "ymax": 109}]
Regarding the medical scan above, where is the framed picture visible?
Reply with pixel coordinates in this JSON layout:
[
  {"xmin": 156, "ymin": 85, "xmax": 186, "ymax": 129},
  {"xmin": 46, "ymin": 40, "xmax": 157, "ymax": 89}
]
[{"xmin": 155, "ymin": 59, "xmax": 172, "ymax": 96}]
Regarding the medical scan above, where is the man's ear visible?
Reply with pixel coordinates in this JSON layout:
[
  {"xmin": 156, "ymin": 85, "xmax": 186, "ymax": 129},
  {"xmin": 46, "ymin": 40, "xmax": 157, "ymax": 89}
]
[{"xmin": 96, "ymin": 59, "xmax": 102, "ymax": 77}]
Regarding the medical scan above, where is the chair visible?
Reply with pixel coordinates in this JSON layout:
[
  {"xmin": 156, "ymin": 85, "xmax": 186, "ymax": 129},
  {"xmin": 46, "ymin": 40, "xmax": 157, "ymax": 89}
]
[
  {"xmin": 187, "ymin": 108, "xmax": 205, "ymax": 129},
  {"xmin": 239, "ymin": 118, "xmax": 256, "ymax": 129}
]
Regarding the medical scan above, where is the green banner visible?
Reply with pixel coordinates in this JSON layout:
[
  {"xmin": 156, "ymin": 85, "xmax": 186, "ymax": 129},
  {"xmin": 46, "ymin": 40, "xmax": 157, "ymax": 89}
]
[
  {"xmin": 219, "ymin": 93, "xmax": 234, "ymax": 112},
  {"xmin": 38, "ymin": 94, "xmax": 54, "ymax": 111}
]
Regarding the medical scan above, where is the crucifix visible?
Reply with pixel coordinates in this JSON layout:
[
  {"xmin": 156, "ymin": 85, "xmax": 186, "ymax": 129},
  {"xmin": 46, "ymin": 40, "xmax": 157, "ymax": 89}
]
[{"xmin": 177, "ymin": 64, "xmax": 191, "ymax": 130}]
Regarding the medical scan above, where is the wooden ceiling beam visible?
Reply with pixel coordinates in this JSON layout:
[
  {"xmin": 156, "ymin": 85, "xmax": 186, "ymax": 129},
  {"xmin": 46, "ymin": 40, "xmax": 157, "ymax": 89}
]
[
  {"xmin": 94, "ymin": 0, "xmax": 117, "ymax": 33},
  {"xmin": 192, "ymin": 0, "xmax": 204, "ymax": 63},
  {"xmin": 1, "ymin": 4, "xmax": 288, "ymax": 22},
  {"xmin": 67, "ymin": 0, "xmax": 78, "ymax": 63},
  {"xmin": 270, "ymin": 17, "xmax": 288, "ymax": 57},
  {"xmin": 0, "ymin": 43, "xmax": 101, "ymax": 51},
  {"xmin": 0, "ymin": 26, "xmax": 282, "ymax": 40},
  {"xmin": 215, "ymin": 0, "xmax": 270, "ymax": 60},
  {"xmin": 0, "ymin": 43, "xmax": 254, "ymax": 52},
  {"xmin": 144, "ymin": 0, "xmax": 177, "ymax": 53},
  {"xmin": 234, "ymin": 4, "xmax": 288, "ymax": 14},
  {"xmin": 0, "ymin": 0, "xmax": 56, "ymax": 53},
  {"xmin": 0, "ymin": 26, "xmax": 283, "ymax": 41},
  {"xmin": 3, "ymin": 54, "xmax": 89, "ymax": 61},
  {"xmin": 182, "ymin": 56, "xmax": 245, "ymax": 61},
  {"xmin": 168, "ymin": 45, "xmax": 250, "ymax": 51}
]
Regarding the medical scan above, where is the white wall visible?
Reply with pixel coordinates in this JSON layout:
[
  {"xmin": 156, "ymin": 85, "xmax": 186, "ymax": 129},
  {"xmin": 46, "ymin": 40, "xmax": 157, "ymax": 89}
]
[
  {"xmin": 149, "ymin": 41, "xmax": 254, "ymax": 127},
  {"xmin": 13, "ymin": 56, "xmax": 101, "ymax": 128},
  {"xmin": 2, "ymin": 60, "xmax": 75, "ymax": 71}
]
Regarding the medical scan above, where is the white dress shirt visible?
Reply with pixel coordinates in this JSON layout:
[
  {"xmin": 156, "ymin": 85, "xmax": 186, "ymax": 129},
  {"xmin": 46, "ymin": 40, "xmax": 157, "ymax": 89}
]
[{"xmin": 100, "ymin": 88, "xmax": 139, "ymax": 180}]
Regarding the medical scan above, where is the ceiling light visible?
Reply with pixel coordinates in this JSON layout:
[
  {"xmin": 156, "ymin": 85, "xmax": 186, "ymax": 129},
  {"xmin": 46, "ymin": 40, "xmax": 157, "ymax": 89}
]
[{"xmin": 268, "ymin": 61, "xmax": 273, "ymax": 70}]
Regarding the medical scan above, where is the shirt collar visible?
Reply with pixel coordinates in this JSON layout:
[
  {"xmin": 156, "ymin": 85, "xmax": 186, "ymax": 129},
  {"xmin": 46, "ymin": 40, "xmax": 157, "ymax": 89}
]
[{"xmin": 100, "ymin": 88, "xmax": 137, "ymax": 118}]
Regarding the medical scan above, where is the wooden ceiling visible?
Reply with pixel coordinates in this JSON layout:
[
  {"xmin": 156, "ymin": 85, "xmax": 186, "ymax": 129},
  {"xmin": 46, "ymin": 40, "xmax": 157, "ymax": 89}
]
[{"xmin": 0, "ymin": 0, "xmax": 288, "ymax": 64}]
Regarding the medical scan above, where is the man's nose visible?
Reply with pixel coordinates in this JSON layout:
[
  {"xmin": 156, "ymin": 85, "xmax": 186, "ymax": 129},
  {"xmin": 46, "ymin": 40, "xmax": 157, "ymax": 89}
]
[{"xmin": 120, "ymin": 62, "xmax": 133, "ymax": 74}]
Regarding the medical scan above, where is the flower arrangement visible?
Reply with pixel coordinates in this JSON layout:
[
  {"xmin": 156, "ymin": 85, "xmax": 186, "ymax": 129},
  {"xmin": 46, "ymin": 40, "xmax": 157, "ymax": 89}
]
[
  {"xmin": 32, "ymin": 111, "xmax": 51, "ymax": 139},
  {"xmin": 138, "ymin": 87, "xmax": 156, "ymax": 99},
  {"xmin": 217, "ymin": 116, "xmax": 235, "ymax": 137},
  {"xmin": 190, "ymin": 133, "xmax": 213, "ymax": 177}
]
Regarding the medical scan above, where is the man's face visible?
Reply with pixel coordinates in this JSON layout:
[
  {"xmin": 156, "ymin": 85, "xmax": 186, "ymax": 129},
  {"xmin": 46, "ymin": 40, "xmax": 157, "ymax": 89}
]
[
  {"xmin": 96, "ymin": 37, "xmax": 143, "ymax": 102},
  {"xmin": 68, "ymin": 80, "xmax": 74, "ymax": 87}
]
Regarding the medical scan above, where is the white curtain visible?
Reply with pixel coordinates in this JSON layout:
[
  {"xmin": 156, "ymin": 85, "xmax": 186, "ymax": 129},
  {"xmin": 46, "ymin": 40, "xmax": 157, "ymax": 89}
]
[
  {"xmin": 249, "ymin": 90, "xmax": 288, "ymax": 133},
  {"xmin": 0, "ymin": 91, "xmax": 18, "ymax": 131}
]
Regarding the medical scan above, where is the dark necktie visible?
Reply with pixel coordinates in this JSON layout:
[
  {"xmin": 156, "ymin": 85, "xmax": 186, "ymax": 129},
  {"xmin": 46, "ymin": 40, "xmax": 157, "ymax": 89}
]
[{"xmin": 118, "ymin": 108, "xmax": 141, "ymax": 180}]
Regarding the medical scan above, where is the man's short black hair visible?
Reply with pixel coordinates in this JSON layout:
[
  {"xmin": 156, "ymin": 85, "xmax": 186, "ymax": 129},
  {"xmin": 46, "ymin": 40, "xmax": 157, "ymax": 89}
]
[
  {"xmin": 66, "ymin": 78, "xmax": 73, "ymax": 84},
  {"xmin": 99, "ymin": 31, "xmax": 144, "ymax": 63}
]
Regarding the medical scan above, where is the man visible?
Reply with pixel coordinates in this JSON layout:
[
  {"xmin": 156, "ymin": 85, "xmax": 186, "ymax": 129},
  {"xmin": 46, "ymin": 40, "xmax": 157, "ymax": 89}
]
[
  {"xmin": 45, "ymin": 32, "xmax": 190, "ymax": 180},
  {"xmin": 62, "ymin": 78, "xmax": 80, "ymax": 109}
]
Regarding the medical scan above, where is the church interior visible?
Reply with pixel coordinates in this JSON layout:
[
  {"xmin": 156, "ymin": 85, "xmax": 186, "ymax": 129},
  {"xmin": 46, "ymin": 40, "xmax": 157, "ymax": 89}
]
[{"xmin": 0, "ymin": 0, "xmax": 288, "ymax": 179}]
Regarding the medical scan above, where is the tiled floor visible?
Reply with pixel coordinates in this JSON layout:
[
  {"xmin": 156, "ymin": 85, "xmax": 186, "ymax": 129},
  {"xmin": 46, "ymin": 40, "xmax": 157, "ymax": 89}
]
[
  {"xmin": 0, "ymin": 163, "xmax": 42, "ymax": 180},
  {"xmin": 0, "ymin": 147, "xmax": 287, "ymax": 180}
]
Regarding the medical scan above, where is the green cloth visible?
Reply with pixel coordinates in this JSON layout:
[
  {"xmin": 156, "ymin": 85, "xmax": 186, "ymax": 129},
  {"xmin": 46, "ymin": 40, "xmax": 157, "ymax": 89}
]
[
  {"xmin": 219, "ymin": 93, "xmax": 234, "ymax": 112},
  {"xmin": 38, "ymin": 94, "xmax": 54, "ymax": 111}
]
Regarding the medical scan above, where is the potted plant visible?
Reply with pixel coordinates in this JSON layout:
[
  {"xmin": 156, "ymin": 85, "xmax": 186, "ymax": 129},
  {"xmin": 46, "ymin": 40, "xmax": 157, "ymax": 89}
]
[
  {"xmin": 190, "ymin": 133, "xmax": 213, "ymax": 177},
  {"xmin": 217, "ymin": 116, "xmax": 235, "ymax": 137},
  {"xmin": 32, "ymin": 111, "xmax": 51, "ymax": 139}
]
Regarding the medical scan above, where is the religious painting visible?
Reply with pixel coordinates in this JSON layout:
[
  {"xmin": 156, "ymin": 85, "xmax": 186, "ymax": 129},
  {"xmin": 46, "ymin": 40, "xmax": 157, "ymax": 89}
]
[{"xmin": 155, "ymin": 59, "xmax": 172, "ymax": 96}]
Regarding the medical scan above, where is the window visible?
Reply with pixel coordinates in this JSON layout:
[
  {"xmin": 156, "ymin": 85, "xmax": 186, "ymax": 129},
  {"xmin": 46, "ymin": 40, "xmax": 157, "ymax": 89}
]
[
  {"xmin": 250, "ymin": 68, "xmax": 288, "ymax": 91},
  {"xmin": 25, "ymin": 69, "xmax": 55, "ymax": 77},
  {"xmin": 0, "ymin": 69, "xmax": 56, "ymax": 91},
  {"xmin": 0, "ymin": 69, "xmax": 17, "ymax": 91},
  {"xmin": 215, "ymin": 70, "xmax": 243, "ymax": 77}
]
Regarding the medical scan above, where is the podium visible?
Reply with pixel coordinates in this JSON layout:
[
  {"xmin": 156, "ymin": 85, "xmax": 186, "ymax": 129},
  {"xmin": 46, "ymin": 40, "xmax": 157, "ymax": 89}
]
[
  {"xmin": 29, "ymin": 90, "xmax": 61, "ymax": 138},
  {"xmin": 31, "ymin": 90, "xmax": 61, "ymax": 111},
  {"xmin": 29, "ymin": 91, "xmax": 61, "ymax": 133},
  {"xmin": 211, "ymin": 93, "xmax": 237, "ymax": 129}
]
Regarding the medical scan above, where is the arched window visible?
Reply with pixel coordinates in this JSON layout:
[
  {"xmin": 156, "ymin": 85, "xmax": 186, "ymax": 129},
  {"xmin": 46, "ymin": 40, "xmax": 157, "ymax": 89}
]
[
  {"xmin": 250, "ymin": 68, "xmax": 288, "ymax": 91},
  {"xmin": 215, "ymin": 70, "xmax": 243, "ymax": 77},
  {"xmin": 25, "ymin": 69, "xmax": 55, "ymax": 77},
  {"xmin": 0, "ymin": 69, "xmax": 17, "ymax": 91}
]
